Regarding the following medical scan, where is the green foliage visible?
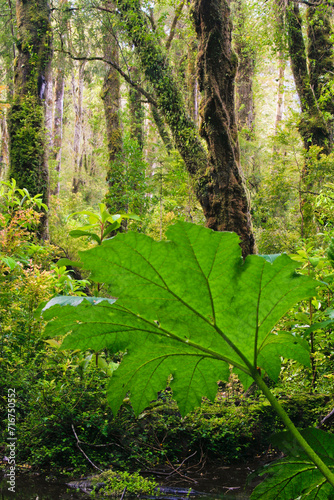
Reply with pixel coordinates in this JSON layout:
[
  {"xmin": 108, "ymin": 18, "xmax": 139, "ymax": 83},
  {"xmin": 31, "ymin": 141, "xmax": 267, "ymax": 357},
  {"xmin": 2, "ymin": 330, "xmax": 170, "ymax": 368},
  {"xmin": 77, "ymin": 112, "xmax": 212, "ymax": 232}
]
[
  {"xmin": 67, "ymin": 203, "xmax": 126, "ymax": 245},
  {"xmin": 0, "ymin": 178, "xmax": 48, "ymax": 212},
  {"xmin": 251, "ymin": 429, "xmax": 334, "ymax": 499},
  {"xmin": 0, "ymin": 185, "xmax": 104, "ymax": 473},
  {"xmin": 8, "ymin": 94, "xmax": 48, "ymax": 204},
  {"xmin": 43, "ymin": 222, "xmax": 316, "ymax": 414},
  {"xmin": 105, "ymin": 134, "xmax": 148, "ymax": 218},
  {"xmin": 142, "ymin": 151, "xmax": 204, "ymax": 240},
  {"xmin": 43, "ymin": 222, "xmax": 334, "ymax": 496}
]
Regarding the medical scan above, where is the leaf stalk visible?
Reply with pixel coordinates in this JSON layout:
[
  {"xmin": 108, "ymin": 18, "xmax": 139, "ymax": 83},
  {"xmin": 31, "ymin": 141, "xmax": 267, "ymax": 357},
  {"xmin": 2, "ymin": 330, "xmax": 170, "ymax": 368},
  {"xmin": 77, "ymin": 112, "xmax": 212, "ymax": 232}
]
[{"xmin": 253, "ymin": 371, "xmax": 334, "ymax": 488}]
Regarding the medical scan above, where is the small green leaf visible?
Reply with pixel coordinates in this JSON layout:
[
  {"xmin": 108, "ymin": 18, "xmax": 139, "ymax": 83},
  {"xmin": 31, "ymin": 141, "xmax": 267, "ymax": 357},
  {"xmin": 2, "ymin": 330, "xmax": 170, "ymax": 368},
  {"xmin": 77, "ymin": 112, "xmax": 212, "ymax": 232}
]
[
  {"xmin": 309, "ymin": 257, "xmax": 320, "ymax": 268},
  {"xmin": 304, "ymin": 320, "xmax": 334, "ymax": 334},
  {"xmin": 258, "ymin": 332, "xmax": 310, "ymax": 381},
  {"xmin": 0, "ymin": 256, "xmax": 18, "ymax": 270},
  {"xmin": 123, "ymin": 213, "xmax": 141, "ymax": 221},
  {"xmin": 102, "ymin": 222, "xmax": 120, "ymax": 239},
  {"xmin": 69, "ymin": 230, "xmax": 101, "ymax": 244}
]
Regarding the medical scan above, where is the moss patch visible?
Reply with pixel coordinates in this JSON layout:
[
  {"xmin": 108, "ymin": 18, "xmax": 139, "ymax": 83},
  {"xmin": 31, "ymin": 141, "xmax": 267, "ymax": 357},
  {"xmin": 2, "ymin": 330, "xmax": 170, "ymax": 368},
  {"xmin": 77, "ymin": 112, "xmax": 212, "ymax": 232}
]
[{"xmin": 91, "ymin": 470, "xmax": 158, "ymax": 497}]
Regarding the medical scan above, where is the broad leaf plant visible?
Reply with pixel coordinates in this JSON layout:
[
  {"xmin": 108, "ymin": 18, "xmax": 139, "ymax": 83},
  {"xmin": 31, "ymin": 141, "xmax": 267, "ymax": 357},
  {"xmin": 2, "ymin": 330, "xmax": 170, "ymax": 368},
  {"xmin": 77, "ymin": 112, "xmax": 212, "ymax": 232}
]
[{"xmin": 43, "ymin": 223, "xmax": 334, "ymax": 498}]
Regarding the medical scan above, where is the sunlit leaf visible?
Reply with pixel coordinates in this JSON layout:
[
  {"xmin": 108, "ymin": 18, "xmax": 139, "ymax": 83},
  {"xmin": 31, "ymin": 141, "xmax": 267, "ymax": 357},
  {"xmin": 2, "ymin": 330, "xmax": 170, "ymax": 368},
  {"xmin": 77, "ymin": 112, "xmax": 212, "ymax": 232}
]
[{"xmin": 43, "ymin": 223, "xmax": 317, "ymax": 417}]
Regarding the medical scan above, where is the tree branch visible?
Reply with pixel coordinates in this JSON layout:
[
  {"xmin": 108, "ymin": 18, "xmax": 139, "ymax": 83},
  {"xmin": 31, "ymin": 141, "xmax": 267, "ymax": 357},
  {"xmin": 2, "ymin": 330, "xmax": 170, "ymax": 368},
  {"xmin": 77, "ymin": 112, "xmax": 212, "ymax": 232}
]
[
  {"xmin": 71, "ymin": 424, "xmax": 103, "ymax": 472},
  {"xmin": 166, "ymin": 0, "xmax": 185, "ymax": 51},
  {"xmin": 56, "ymin": 47, "xmax": 158, "ymax": 107}
]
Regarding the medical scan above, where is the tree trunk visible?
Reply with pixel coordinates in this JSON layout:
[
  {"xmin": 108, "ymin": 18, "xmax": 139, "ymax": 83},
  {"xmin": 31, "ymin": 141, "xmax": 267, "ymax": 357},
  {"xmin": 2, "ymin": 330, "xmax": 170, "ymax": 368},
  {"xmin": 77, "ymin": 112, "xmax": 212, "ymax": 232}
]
[
  {"xmin": 274, "ymin": 53, "xmax": 285, "ymax": 134},
  {"xmin": 0, "ymin": 116, "xmax": 9, "ymax": 181},
  {"xmin": 286, "ymin": 1, "xmax": 334, "ymax": 237},
  {"xmin": 45, "ymin": 70, "xmax": 53, "ymax": 149},
  {"xmin": 306, "ymin": 4, "xmax": 334, "ymax": 145},
  {"xmin": 71, "ymin": 61, "xmax": 86, "ymax": 193},
  {"xmin": 44, "ymin": 68, "xmax": 53, "ymax": 185},
  {"xmin": 8, "ymin": 0, "xmax": 52, "ymax": 238},
  {"xmin": 286, "ymin": 1, "xmax": 330, "ymax": 153},
  {"xmin": 129, "ymin": 67, "xmax": 144, "ymax": 150},
  {"xmin": 51, "ymin": 0, "xmax": 67, "ymax": 196},
  {"xmin": 150, "ymin": 103, "xmax": 173, "ymax": 153},
  {"xmin": 233, "ymin": 0, "xmax": 255, "ymax": 137},
  {"xmin": 100, "ymin": 5, "xmax": 124, "ymax": 212},
  {"xmin": 193, "ymin": 0, "xmax": 254, "ymax": 254},
  {"xmin": 117, "ymin": 0, "xmax": 254, "ymax": 256},
  {"xmin": 52, "ymin": 68, "xmax": 65, "ymax": 195},
  {"xmin": 187, "ymin": 41, "xmax": 199, "ymax": 124}
]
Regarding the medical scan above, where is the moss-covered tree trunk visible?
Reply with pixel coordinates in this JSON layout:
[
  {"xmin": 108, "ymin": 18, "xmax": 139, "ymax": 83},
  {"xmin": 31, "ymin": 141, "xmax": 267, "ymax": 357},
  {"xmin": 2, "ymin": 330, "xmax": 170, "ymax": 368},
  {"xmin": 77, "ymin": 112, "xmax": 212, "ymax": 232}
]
[
  {"xmin": 129, "ymin": 67, "xmax": 144, "ymax": 150},
  {"xmin": 286, "ymin": 1, "xmax": 334, "ymax": 237},
  {"xmin": 116, "ymin": 0, "xmax": 254, "ymax": 256},
  {"xmin": 149, "ymin": 103, "xmax": 173, "ymax": 154},
  {"xmin": 8, "ymin": 0, "xmax": 52, "ymax": 238},
  {"xmin": 101, "ymin": 5, "xmax": 124, "ymax": 212},
  {"xmin": 193, "ymin": 0, "xmax": 254, "ymax": 254},
  {"xmin": 306, "ymin": 4, "xmax": 334, "ymax": 145},
  {"xmin": 286, "ymin": 2, "xmax": 330, "ymax": 154}
]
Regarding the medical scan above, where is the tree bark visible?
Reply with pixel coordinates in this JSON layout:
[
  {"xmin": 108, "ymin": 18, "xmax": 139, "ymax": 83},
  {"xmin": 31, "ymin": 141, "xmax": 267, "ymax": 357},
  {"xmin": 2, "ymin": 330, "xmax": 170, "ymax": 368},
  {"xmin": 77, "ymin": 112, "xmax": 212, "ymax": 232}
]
[
  {"xmin": 8, "ymin": 0, "xmax": 52, "ymax": 238},
  {"xmin": 71, "ymin": 61, "xmax": 86, "ymax": 193},
  {"xmin": 0, "ymin": 116, "xmax": 9, "ymax": 181},
  {"xmin": 52, "ymin": 68, "xmax": 65, "ymax": 195},
  {"xmin": 193, "ymin": 0, "xmax": 254, "ymax": 254},
  {"xmin": 129, "ymin": 67, "xmax": 144, "ymax": 150},
  {"xmin": 150, "ymin": 103, "xmax": 173, "ymax": 153},
  {"xmin": 51, "ymin": 0, "xmax": 67, "ymax": 196},
  {"xmin": 100, "ymin": 5, "xmax": 124, "ymax": 212},
  {"xmin": 274, "ymin": 53, "xmax": 285, "ymax": 135},
  {"xmin": 306, "ymin": 4, "xmax": 334, "ymax": 144},
  {"xmin": 286, "ymin": 1, "xmax": 330, "ymax": 153},
  {"xmin": 233, "ymin": 0, "xmax": 255, "ymax": 137},
  {"xmin": 286, "ymin": 1, "xmax": 334, "ymax": 237},
  {"xmin": 116, "ymin": 0, "xmax": 254, "ymax": 256},
  {"xmin": 187, "ymin": 41, "xmax": 199, "ymax": 125}
]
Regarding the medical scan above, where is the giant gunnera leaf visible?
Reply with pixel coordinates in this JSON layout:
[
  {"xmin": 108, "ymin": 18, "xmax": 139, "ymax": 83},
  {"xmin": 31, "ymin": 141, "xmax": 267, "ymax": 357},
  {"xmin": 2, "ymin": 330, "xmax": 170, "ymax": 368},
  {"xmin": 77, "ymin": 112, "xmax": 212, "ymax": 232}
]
[{"xmin": 43, "ymin": 222, "xmax": 316, "ymax": 416}]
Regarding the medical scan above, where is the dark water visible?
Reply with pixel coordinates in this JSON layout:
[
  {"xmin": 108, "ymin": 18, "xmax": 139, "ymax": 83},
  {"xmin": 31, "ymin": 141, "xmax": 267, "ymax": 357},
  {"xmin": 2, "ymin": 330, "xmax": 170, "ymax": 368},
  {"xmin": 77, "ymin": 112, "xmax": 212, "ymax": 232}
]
[
  {"xmin": 0, "ymin": 474, "xmax": 85, "ymax": 500},
  {"xmin": 0, "ymin": 462, "xmax": 261, "ymax": 499}
]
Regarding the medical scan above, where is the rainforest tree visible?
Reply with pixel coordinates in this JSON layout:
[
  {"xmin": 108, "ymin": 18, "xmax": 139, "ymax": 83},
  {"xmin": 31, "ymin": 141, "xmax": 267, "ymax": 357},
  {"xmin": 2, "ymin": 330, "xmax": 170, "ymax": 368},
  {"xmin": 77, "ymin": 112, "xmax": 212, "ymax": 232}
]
[
  {"xmin": 114, "ymin": 0, "xmax": 255, "ymax": 256},
  {"xmin": 7, "ymin": 0, "xmax": 52, "ymax": 238},
  {"xmin": 285, "ymin": 0, "xmax": 334, "ymax": 237}
]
